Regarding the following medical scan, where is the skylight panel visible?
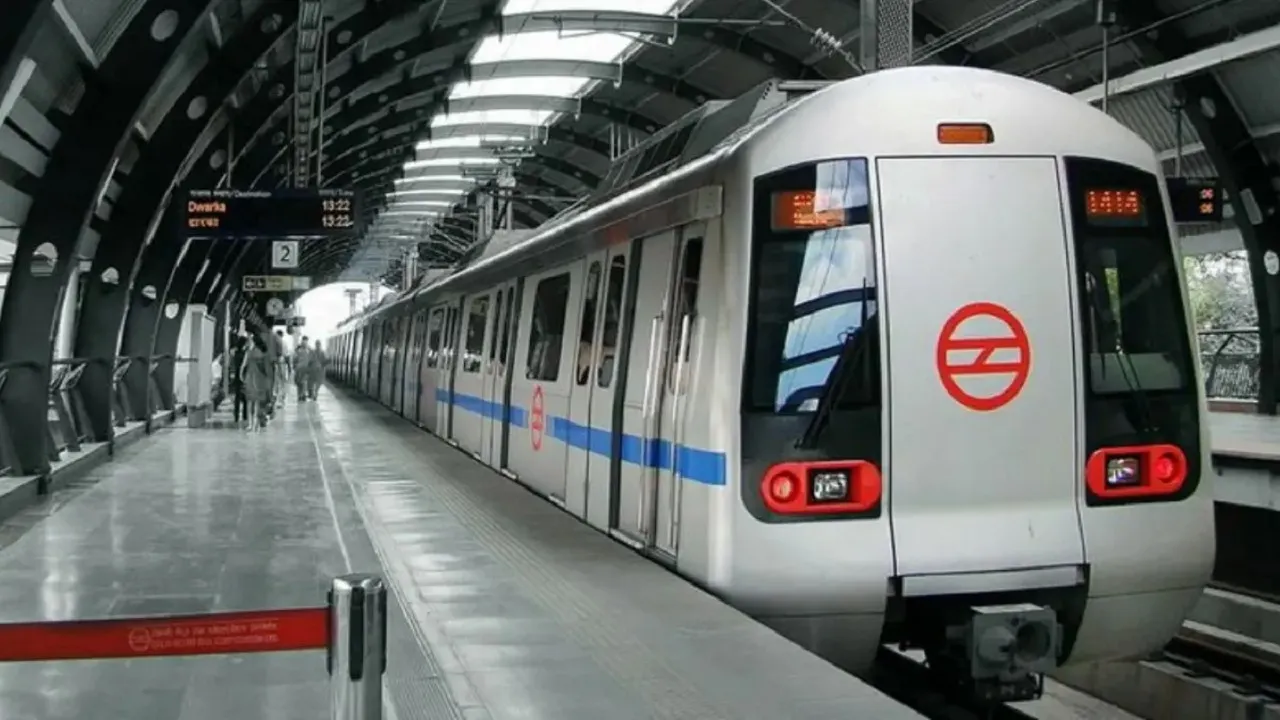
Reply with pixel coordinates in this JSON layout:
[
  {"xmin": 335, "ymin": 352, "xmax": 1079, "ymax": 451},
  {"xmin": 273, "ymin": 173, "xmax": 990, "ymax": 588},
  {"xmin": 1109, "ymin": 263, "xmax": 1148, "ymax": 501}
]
[
  {"xmin": 432, "ymin": 109, "xmax": 555, "ymax": 127},
  {"xmin": 389, "ymin": 200, "xmax": 455, "ymax": 208},
  {"xmin": 502, "ymin": 0, "xmax": 681, "ymax": 13},
  {"xmin": 390, "ymin": 189, "xmax": 470, "ymax": 198},
  {"xmin": 394, "ymin": 175, "xmax": 470, "ymax": 184},
  {"xmin": 415, "ymin": 135, "xmax": 524, "ymax": 151},
  {"xmin": 472, "ymin": 31, "xmax": 633, "ymax": 65},
  {"xmin": 404, "ymin": 157, "xmax": 502, "ymax": 171},
  {"xmin": 450, "ymin": 77, "xmax": 591, "ymax": 99}
]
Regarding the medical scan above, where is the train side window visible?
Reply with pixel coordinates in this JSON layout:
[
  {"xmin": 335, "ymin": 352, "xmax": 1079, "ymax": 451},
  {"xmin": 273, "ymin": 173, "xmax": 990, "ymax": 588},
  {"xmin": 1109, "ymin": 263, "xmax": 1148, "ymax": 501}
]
[
  {"xmin": 489, "ymin": 291, "xmax": 505, "ymax": 365},
  {"xmin": 463, "ymin": 296, "xmax": 489, "ymax": 373},
  {"xmin": 498, "ymin": 287, "xmax": 515, "ymax": 371},
  {"xmin": 525, "ymin": 273, "xmax": 571, "ymax": 382},
  {"xmin": 667, "ymin": 237, "xmax": 704, "ymax": 393},
  {"xmin": 425, "ymin": 309, "xmax": 443, "ymax": 368},
  {"xmin": 444, "ymin": 307, "xmax": 459, "ymax": 370},
  {"xmin": 577, "ymin": 262, "xmax": 603, "ymax": 385},
  {"xmin": 598, "ymin": 256, "xmax": 627, "ymax": 388}
]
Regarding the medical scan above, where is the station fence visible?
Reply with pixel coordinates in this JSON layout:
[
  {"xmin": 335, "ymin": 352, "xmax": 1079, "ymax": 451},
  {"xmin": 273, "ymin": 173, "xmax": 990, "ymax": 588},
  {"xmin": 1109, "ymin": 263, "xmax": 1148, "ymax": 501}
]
[
  {"xmin": 0, "ymin": 573, "xmax": 387, "ymax": 719},
  {"xmin": 1198, "ymin": 327, "xmax": 1260, "ymax": 401}
]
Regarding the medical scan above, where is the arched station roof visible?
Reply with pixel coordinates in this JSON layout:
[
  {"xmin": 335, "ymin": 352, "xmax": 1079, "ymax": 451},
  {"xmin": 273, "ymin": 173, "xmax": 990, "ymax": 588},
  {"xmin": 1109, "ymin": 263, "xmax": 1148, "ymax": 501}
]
[{"xmin": 1, "ymin": 0, "xmax": 1280, "ymax": 476}]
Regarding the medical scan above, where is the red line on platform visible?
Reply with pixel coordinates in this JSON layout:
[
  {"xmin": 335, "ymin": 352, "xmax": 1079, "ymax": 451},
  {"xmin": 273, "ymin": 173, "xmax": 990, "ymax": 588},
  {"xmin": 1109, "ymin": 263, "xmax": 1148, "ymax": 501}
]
[{"xmin": 0, "ymin": 606, "xmax": 329, "ymax": 662}]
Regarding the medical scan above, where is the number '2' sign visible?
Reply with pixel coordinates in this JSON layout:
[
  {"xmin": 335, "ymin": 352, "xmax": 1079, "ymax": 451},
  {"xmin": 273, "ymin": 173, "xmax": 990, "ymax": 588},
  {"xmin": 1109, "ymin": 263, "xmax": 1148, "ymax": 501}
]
[{"xmin": 272, "ymin": 240, "xmax": 299, "ymax": 269}]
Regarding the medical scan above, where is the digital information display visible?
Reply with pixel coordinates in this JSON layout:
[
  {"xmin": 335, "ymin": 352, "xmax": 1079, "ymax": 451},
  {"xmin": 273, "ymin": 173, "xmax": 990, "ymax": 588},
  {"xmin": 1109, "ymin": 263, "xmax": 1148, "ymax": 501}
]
[
  {"xmin": 1084, "ymin": 188, "xmax": 1147, "ymax": 227},
  {"xmin": 181, "ymin": 189, "xmax": 358, "ymax": 239},
  {"xmin": 243, "ymin": 275, "xmax": 312, "ymax": 293},
  {"xmin": 1165, "ymin": 177, "xmax": 1224, "ymax": 223},
  {"xmin": 771, "ymin": 190, "xmax": 850, "ymax": 231}
]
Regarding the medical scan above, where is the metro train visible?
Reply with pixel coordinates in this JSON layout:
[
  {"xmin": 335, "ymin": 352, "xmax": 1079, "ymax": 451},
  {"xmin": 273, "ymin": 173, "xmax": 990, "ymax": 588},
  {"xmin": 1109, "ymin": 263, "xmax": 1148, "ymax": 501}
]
[{"xmin": 328, "ymin": 66, "xmax": 1214, "ymax": 701}]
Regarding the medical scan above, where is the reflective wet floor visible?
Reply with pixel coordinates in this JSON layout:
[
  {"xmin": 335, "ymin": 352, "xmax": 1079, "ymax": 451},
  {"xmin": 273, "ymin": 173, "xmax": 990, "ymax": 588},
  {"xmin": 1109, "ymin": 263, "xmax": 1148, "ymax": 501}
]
[{"xmin": 0, "ymin": 386, "xmax": 921, "ymax": 720}]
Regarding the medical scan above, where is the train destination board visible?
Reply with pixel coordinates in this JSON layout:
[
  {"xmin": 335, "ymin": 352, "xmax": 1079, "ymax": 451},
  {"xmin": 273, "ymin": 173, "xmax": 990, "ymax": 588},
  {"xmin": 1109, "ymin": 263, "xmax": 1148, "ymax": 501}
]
[
  {"xmin": 182, "ymin": 189, "xmax": 358, "ymax": 239},
  {"xmin": 243, "ymin": 275, "xmax": 312, "ymax": 293},
  {"xmin": 1165, "ymin": 176, "xmax": 1224, "ymax": 224}
]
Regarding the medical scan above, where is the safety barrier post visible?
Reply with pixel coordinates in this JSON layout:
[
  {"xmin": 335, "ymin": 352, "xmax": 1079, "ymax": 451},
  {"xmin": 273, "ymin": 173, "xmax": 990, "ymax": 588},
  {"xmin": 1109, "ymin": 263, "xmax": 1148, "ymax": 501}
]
[
  {"xmin": 0, "ymin": 573, "xmax": 389, "ymax": 720},
  {"xmin": 328, "ymin": 574, "xmax": 388, "ymax": 720}
]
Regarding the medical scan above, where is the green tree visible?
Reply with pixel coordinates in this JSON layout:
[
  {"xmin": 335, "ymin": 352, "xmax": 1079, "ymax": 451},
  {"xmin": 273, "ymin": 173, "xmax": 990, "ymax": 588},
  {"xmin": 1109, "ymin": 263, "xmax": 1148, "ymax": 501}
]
[{"xmin": 1184, "ymin": 251, "xmax": 1256, "ymax": 331}]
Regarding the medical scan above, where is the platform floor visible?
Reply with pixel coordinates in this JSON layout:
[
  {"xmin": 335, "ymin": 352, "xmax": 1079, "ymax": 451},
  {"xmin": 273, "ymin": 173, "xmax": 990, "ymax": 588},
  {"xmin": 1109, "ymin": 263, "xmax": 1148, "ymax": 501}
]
[
  {"xmin": 1210, "ymin": 410, "xmax": 1280, "ymax": 461},
  {"xmin": 0, "ymin": 385, "xmax": 920, "ymax": 719}
]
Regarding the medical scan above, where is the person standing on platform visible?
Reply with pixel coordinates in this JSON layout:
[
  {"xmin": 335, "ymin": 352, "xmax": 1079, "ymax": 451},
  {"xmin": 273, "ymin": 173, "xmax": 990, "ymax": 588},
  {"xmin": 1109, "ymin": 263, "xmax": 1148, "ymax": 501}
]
[
  {"xmin": 274, "ymin": 329, "xmax": 289, "ymax": 407},
  {"xmin": 295, "ymin": 337, "xmax": 312, "ymax": 401},
  {"xmin": 230, "ymin": 334, "xmax": 248, "ymax": 426},
  {"xmin": 306, "ymin": 340, "xmax": 326, "ymax": 400},
  {"xmin": 241, "ymin": 333, "xmax": 273, "ymax": 430}
]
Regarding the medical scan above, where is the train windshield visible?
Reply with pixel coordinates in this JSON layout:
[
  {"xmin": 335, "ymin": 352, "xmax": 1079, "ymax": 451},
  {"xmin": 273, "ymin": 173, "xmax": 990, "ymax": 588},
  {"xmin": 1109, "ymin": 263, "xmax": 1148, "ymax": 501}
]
[
  {"xmin": 745, "ymin": 158, "xmax": 880, "ymax": 414},
  {"xmin": 1063, "ymin": 157, "xmax": 1201, "ymax": 455}
]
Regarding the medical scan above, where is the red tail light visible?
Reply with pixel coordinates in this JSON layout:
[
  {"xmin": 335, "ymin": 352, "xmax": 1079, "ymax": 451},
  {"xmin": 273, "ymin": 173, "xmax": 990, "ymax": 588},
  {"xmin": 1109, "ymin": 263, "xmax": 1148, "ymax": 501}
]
[
  {"xmin": 760, "ymin": 460, "xmax": 882, "ymax": 515},
  {"xmin": 1086, "ymin": 444, "xmax": 1188, "ymax": 500}
]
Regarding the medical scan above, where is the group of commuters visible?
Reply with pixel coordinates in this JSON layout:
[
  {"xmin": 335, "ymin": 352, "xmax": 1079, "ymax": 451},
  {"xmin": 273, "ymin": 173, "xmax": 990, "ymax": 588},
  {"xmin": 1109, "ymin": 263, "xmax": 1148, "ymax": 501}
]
[{"xmin": 227, "ymin": 327, "xmax": 326, "ymax": 430}]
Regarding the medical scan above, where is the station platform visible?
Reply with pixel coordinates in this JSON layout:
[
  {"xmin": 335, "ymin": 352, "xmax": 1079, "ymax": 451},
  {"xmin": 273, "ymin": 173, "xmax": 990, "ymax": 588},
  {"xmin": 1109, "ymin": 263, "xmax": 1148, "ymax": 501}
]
[
  {"xmin": 1210, "ymin": 409, "xmax": 1280, "ymax": 462},
  {"xmin": 0, "ymin": 386, "xmax": 920, "ymax": 720}
]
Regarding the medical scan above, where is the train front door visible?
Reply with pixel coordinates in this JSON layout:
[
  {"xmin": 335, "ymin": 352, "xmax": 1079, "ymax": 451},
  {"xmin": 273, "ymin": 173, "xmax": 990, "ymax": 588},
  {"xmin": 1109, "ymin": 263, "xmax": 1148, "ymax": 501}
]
[
  {"xmin": 876, "ymin": 156, "xmax": 1086, "ymax": 579},
  {"xmin": 612, "ymin": 226, "xmax": 704, "ymax": 554},
  {"xmin": 563, "ymin": 250, "xmax": 628, "ymax": 529}
]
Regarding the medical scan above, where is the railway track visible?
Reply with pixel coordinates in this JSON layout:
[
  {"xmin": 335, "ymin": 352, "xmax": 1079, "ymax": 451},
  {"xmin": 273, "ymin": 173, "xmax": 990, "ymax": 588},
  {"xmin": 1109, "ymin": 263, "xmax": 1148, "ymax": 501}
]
[{"xmin": 1164, "ymin": 621, "xmax": 1280, "ymax": 704}]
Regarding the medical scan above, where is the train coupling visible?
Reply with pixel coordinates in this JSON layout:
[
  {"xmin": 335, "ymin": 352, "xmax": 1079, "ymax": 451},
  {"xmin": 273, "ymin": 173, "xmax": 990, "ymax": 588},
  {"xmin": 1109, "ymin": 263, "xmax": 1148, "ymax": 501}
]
[{"xmin": 946, "ymin": 603, "xmax": 1061, "ymax": 703}]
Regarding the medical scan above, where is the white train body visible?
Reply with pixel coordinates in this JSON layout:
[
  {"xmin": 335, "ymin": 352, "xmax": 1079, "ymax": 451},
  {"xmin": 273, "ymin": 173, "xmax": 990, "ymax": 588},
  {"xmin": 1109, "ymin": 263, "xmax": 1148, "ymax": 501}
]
[{"xmin": 330, "ymin": 66, "xmax": 1214, "ymax": 680}]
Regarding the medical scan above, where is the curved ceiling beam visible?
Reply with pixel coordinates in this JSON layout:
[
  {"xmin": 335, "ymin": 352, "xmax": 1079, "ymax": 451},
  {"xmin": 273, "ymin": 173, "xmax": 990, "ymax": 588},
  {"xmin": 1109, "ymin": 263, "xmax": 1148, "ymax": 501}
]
[
  {"xmin": 0, "ymin": 0, "xmax": 50, "ymax": 118},
  {"xmin": 231, "ymin": 10, "xmax": 676, "ymax": 194},
  {"xmin": 1117, "ymin": 2, "xmax": 1280, "ymax": 411},
  {"xmin": 0, "ymin": 0, "xmax": 217, "ymax": 475},
  {"xmin": 329, "ymin": 121, "xmax": 610, "ymax": 167},
  {"xmin": 354, "ymin": 154, "xmax": 595, "ymax": 202},
  {"xmin": 326, "ymin": 134, "xmax": 606, "ymax": 190},
  {"xmin": 76, "ymin": 2, "xmax": 294, "ymax": 442},
  {"xmin": 244, "ymin": 91, "xmax": 658, "ymax": 188},
  {"xmin": 206, "ymin": 3, "xmax": 504, "ymax": 187},
  {"xmin": 324, "ymin": 132, "xmax": 603, "ymax": 186}
]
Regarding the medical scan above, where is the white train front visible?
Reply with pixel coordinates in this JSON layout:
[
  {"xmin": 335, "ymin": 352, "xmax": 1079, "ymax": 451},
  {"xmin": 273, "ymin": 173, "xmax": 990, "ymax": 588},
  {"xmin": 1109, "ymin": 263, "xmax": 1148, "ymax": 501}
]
[{"xmin": 327, "ymin": 66, "xmax": 1215, "ymax": 701}]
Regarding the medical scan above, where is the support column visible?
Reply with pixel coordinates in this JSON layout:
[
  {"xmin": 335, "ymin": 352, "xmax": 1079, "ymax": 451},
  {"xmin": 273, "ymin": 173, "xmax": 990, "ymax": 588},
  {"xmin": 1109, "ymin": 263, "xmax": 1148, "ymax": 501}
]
[
  {"xmin": 55, "ymin": 260, "xmax": 80, "ymax": 359},
  {"xmin": 860, "ymin": 0, "xmax": 915, "ymax": 71}
]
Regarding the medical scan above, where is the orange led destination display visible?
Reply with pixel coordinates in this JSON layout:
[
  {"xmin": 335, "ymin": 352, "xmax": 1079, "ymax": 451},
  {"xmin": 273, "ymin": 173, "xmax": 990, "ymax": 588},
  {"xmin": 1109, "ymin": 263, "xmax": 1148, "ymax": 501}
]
[
  {"xmin": 772, "ymin": 190, "xmax": 850, "ymax": 231},
  {"xmin": 1085, "ymin": 188, "xmax": 1143, "ymax": 219},
  {"xmin": 181, "ymin": 189, "xmax": 358, "ymax": 239}
]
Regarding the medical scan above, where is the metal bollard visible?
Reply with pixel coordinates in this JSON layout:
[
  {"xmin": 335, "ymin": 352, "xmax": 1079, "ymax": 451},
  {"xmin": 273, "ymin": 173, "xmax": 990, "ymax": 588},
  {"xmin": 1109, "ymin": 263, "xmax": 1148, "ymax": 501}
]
[{"xmin": 328, "ymin": 574, "xmax": 388, "ymax": 720}]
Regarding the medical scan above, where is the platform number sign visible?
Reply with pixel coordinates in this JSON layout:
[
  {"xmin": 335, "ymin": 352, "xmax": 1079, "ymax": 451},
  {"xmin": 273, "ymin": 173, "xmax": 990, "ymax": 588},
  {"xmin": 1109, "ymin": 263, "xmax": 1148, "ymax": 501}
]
[{"xmin": 272, "ymin": 240, "xmax": 299, "ymax": 269}]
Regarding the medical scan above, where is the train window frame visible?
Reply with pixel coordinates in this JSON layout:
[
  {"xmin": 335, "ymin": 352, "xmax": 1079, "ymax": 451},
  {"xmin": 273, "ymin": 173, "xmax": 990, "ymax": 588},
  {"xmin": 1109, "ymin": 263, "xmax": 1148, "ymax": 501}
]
[
  {"xmin": 598, "ymin": 255, "xmax": 627, "ymax": 389},
  {"xmin": 498, "ymin": 286, "xmax": 516, "ymax": 374},
  {"xmin": 742, "ymin": 157, "xmax": 880, "ymax": 416},
  {"xmin": 1063, "ymin": 156, "xmax": 1202, "ymax": 507},
  {"xmin": 425, "ymin": 308, "xmax": 444, "ymax": 369},
  {"xmin": 462, "ymin": 295, "xmax": 489, "ymax": 374},
  {"xmin": 1063, "ymin": 157, "xmax": 1196, "ymax": 397},
  {"xmin": 489, "ymin": 290, "xmax": 506, "ymax": 367},
  {"xmin": 577, "ymin": 262, "xmax": 603, "ymax": 386},
  {"xmin": 666, "ymin": 237, "xmax": 704, "ymax": 395},
  {"xmin": 525, "ymin": 272, "xmax": 572, "ymax": 383}
]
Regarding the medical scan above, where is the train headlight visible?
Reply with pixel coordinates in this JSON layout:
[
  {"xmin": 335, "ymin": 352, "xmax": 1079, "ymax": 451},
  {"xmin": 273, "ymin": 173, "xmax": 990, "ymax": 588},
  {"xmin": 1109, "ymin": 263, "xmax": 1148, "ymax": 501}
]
[
  {"xmin": 810, "ymin": 470, "xmax": 850, "ymax": 502},
  {"xmin": 1104, "ymin": 456, "xmax": 1141, "ymax": 488}
]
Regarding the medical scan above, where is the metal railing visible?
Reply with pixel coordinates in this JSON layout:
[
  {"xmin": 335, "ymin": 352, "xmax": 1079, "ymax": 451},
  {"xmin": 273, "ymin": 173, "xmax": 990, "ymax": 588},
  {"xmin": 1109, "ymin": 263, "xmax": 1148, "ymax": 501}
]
[{"xmin": 1197, "ymin": 327, "xmax": 1260, "ymax": 400}]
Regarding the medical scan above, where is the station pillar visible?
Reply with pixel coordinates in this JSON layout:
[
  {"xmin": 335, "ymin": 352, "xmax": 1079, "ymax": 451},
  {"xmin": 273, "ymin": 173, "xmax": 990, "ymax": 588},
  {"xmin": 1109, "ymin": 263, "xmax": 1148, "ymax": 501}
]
[{"xmin": 860, "ymin": 0, "xmax": 915, "ymax": 71}]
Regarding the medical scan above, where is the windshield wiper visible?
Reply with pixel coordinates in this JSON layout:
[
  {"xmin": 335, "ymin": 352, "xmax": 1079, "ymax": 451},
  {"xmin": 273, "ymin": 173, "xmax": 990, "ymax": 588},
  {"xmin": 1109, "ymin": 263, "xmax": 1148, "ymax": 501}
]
[
  {"xmin": 796, "ymin": 280, "xmax": 872, "ymax": 450},
  {"xmin": 1084, "ymin": 267, "xmax": 1158, "ymax": 437}
]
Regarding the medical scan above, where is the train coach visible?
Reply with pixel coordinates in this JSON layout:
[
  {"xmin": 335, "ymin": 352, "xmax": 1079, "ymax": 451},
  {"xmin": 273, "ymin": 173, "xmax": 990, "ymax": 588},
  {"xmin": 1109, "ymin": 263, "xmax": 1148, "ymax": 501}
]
[{"xmin": 328, "ymin": 65, "xmax": 1214, "ymax": 702}]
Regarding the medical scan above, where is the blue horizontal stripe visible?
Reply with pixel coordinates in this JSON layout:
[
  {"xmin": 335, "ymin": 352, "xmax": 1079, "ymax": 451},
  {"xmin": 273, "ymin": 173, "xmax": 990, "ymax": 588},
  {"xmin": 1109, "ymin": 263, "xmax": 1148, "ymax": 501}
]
[{"xmin": 432, "ymin": 388, "xmax": 725, "ymax": 485}]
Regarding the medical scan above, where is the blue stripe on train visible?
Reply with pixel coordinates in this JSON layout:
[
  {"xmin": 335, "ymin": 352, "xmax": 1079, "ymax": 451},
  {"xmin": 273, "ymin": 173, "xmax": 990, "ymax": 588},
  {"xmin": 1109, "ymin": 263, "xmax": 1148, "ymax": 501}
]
[{"xmin": 433, "ymin": 388, "xmax": 726, "ymax": 486}]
